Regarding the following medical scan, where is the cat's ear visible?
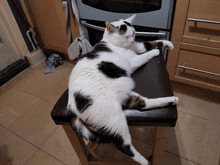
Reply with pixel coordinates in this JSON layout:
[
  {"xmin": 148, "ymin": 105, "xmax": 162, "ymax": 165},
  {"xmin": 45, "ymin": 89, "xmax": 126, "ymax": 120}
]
[
  {"xmin": 105, "ymin": 22, "xmax": 117, "ymax": 33},
  {"xmin": 125, "ymin": 14, "xmax": 136, "ymax": 24}
]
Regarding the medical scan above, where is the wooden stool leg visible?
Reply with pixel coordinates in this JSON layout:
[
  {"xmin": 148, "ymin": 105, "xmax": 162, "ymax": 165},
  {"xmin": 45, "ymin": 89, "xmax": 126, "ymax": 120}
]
[
  {"xmin": 87, "ymin": 142, "xmax": 99, "ymax": 158},
  {"xmin": 62, "ymin": 125, "xmax": 90, "ymax": 165},
  {"xmin": 152, "ymin": 127, "xmax": 168, "ymax": 165}
]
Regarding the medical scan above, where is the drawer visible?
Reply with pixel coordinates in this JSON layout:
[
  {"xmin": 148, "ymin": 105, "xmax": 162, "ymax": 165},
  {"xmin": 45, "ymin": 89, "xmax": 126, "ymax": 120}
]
[
  {"xmin": 183, "ymin": 0, "xmax": 220, "ymax": 48},
  {"xmin": 174, "ymin": 45, "xmax": 220, "ymax": 91}
]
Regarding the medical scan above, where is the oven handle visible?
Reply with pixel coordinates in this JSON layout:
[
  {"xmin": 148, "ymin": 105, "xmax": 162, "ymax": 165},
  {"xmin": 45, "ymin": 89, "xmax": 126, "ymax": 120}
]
[{"xmin": 81, "ymin": 21, "xmax": 166, "ymax": 38}]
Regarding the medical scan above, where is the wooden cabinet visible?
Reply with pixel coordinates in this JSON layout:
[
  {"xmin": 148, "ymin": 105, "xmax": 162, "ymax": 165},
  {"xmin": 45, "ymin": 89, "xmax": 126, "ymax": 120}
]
[
  {"xmin": 183, "ymin": 0, "xmax": 220, "ymax": 48},
  {"xmin": 167, "ymin": 0, "xmax": 220, "ymax": 92},
  {"xmin": 21, "ymin": 0, "xmax": 79, "ymax": 55}
]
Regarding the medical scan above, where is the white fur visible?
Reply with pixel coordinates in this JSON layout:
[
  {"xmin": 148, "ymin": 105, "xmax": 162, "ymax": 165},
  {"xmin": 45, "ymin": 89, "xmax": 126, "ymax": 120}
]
[
  {"xmin": 68, "ymin": 15, "xmax": 177, "ymax": 165},
  {"xmin": 156, "ymin": 40, "xmax": 174, "ymax": 50}
]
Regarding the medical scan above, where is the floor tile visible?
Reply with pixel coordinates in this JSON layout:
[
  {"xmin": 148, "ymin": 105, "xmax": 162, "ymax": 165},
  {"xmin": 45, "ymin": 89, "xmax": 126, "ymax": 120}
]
[
  {"xmin": 29, "ymin": 85, "xmax": 65, "ymax": 104},
  {"xmin": 40, "ymin": 126, "xmax": 80, "ymax": 165},
  {"xmin": 161, "ymin": 151, "xmax": 200, "ymax": 165},
  {"xmin": 129, "ymin": 126, "xmax": 156, "ymax": 145},
  {"xmin": 0, "ymin": 64, "xmax": 35, "ymax": 97},
  {"xmin": 21, "ymin": 73, "xmax": 65, "ymax": 96},
  {"xmin": 53, "ymin": 77, "xmax": 69, "ymax": 95},
  {"xmin": 0, "ymin": 130, "xmax": 37, "ymax": 165},
  {"xmin": 0, "ymin": 83, "xmax": 15, "ymax": 97},
  {"xmin": 4, "ymin": 63, "xmax": 45, "ymax": 91},
  {"xmin": 31, "ymin": 76, "xmax": 69, "ymax": 104},
  {"xmin": 10, "ymin": 63, "xmax": 64, "ymax": 94},
  {"xmin": 0, "ymin": 125, "xmax": 6, "ymax": 135},
  {"xmin": 26, "ymin": 149, "xmax": 64, "ymax": 165},
  {"xmin": 0, "ymin": 90, "xmax": 40, "ymax": 128},
  {"xmin": 175, "ymin": 93, "xmax": 220, "ymax": 124},
  {"xmin": 52, "ymin": 61, "xmax": 76, "ymax": 78},
  {"xmin": 9, "ymin": 99, "xmax": 58, "ymax": 147},
  {"xmin": 165, "ymin": 111, "xmax": 220, "ymax": 165}
]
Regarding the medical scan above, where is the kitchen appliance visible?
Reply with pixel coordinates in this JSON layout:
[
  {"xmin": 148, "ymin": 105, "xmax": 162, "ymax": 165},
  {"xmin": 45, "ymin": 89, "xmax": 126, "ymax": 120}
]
[{"xmin": 76, "ymin": 0, "xmax": 175, "ymax": 60}]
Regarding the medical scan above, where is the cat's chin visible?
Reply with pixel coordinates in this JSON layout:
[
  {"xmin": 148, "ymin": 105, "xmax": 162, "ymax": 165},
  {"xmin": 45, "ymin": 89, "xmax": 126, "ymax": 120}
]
[
  {"xmin": 116, "ymin": 41, "xmax": 133, "ymax": 49},
  {"xmin": 109, "ymin": 41, "xmax": 132, "ymax": 49}
]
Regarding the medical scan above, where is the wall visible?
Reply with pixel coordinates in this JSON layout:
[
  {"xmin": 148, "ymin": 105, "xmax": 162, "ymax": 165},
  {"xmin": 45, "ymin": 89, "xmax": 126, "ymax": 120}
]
[{"xmin": 0, "ymin": 0, "xmax": 30, "ymax": 59}]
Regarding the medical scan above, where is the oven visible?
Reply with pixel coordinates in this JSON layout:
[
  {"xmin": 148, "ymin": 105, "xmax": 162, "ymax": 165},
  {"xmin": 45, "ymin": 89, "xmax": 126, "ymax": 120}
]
[{"xmin": 76, "ymin": 0, "xmax": 175, "ymax": 61}]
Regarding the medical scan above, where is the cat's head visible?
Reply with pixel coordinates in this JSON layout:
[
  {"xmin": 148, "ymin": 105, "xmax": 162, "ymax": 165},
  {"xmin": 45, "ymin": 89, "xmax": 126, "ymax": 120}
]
[{"xmin": 103, "ymin": 15, "xmax": 136, "ymax": 48}]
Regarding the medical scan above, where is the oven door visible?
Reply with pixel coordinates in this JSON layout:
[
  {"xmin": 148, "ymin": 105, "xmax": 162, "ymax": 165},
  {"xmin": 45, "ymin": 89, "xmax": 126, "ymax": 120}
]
[
  {"xmin": 76, "ymin": 0, "xmax": 174, "ymax": 30},
  {"xmin": 81, "ymin": 0, "xmax": 162, "ymax": 13},
  {"xmin": 81, "ymin": 19, "xmax": 170, "ymax": 61}
]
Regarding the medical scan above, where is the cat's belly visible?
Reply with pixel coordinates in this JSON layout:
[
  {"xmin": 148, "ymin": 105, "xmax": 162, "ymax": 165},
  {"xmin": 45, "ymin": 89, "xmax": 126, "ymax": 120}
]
[{"xmin": 69, "ymin": 60, "xmax": 135, "ymax": 101}]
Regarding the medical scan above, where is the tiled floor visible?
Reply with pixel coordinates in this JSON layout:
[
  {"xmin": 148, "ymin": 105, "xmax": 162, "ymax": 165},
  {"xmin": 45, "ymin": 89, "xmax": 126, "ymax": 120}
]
[{"xmin": 0, "ymin": 61, "xmax": 220, "ymax": 165}]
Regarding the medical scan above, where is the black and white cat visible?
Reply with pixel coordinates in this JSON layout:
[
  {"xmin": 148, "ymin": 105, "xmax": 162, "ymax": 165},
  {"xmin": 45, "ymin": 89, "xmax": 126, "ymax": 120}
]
[{"xmin": 68, "ymin": 15, "xmax": 178, "ymax": 165}]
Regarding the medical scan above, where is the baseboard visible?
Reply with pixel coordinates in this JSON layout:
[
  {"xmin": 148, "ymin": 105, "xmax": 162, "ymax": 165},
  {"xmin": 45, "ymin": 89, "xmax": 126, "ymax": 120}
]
[{"xmin": 0, "ymin": 58, "xmax": 30, "ymax": 87}]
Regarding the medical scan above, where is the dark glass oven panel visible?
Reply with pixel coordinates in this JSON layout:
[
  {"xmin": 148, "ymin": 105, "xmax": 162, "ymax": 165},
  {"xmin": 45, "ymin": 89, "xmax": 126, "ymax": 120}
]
[{"xmin": 82, "ymin": 0, "xmax": 162, "ymax": 13}]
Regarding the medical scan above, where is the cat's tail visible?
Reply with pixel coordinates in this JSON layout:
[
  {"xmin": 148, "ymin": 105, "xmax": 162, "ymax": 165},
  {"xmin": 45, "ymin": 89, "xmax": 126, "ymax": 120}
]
[{"xmin": 68, "ymin": 110, "xmax": 97, "ymax": 141}]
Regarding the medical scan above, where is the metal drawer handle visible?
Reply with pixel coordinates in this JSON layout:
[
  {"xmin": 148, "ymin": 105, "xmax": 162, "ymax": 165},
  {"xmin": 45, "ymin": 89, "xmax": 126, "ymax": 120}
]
[
  {"xmin": 188, "ymin": 18, "xmax": 220, "ymax": 25},
  {"xmin": 178, "ymin": 64, "xmax": 220, "ymax": 77},
  {"xmin": 81, "ymin": 21, "xmax": 166, "ymax": 38}
]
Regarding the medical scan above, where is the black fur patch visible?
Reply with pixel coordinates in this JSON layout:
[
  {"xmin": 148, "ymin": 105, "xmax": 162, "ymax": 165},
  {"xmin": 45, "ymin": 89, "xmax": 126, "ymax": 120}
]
[
  {"xmin": 98, "ymin": 61, "xmax": 127, "ymax": 78},
  {"xmin": 124, "ymin": 21, "xmax": 132, "ymax": 27},
  {"xmin": 122, "ymin": 95, "xmax": 146, "ymax": 110},
  {"xmin": 143, "ymin": 41, "xmax": 153, "ymax": 51},
  {"xmin": 69, "ymin": 112, "xmax": 96, "ymax": 141},
  {"xmin": 143, "ymin": 41, "xmax": 164, "ymax": 51},
  {"xmin": 83, "ymin": 52, "xmax": 99, "ymax": 59},
  {"xmin": 74, "ymin": 92, "xmax": 93, "ymax": 113},
  {"xmin": 121, "ymin": 145, "xmax": 134, "ymax": 157},
  {"xmin": 119, "ymin": 24, "xmax": 127, "ymax": 35},
  {"xmin": 90, "ymin": 126, "xmax": 134, "ymax": 157},
  {"xmin": 121, "ymin": 96, "xmax": 132, "ymax": 109},
  {"xmin": 82, "ymin": 41, "xmax": 112, "ymax": 60},
  {"xmin": 93, "ymin": 41, "xmax": 112, "ymax": 52},
  {"xmin": 69, "ymin": 111, "xmax": 84, "ymax": 138},
  {"xmin": 158, "ymin": 41, "xmax": 163, "ymax": 48}
]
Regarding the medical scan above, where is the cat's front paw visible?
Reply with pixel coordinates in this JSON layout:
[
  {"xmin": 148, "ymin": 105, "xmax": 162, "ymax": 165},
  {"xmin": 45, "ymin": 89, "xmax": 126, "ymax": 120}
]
[
  {"xmin": 169, "ymin": 96, "xmax": 179, "ymax": 105},
  {"xmin": 157, "ymin": 40, "xmax": 174, "ymax": 50},
  {"xmin": 151, "ymin": 49, "xmax": 160, "ymax": 57}
]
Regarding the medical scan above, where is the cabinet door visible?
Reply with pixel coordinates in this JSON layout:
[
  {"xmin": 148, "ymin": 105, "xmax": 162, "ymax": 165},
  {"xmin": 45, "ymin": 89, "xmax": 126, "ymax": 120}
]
[
  {"xmin": 174, "ymin": 43, "xmax": 220, "ymax": 92},
  {"xmin": 22, "ymin": 0, "xmax": 79, "ymax": 54},
  {"xmin": 183, "ymin": 0, "xmax": 220, "ymax": 48}
]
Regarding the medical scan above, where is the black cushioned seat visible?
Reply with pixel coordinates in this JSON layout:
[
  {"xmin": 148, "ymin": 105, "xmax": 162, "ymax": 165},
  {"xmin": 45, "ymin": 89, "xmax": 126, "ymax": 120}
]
[{"xmin": 51, "ymin": 53, "xmax": 178, "ymax": 127}]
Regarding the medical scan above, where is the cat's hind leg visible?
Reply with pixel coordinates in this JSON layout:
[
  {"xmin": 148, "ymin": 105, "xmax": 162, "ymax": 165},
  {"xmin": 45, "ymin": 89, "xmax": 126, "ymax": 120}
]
[
  {"xmin": 111, "ymin": 114, "xmax": 149, "ymax": 165},
  {"xmin": 68, "ymin": 110, "xmax": 97, "ymax": 141},
  {"xmin": 122, "ymin": 95, "xmax": 146, "ymax": 110},
  {"xmin": 114, "ymin": 135, "xmax": 149, "ymax": 165},
  {"xmin": 123, "ymin": 92, "xmax": 178, "ymax": 110}
]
